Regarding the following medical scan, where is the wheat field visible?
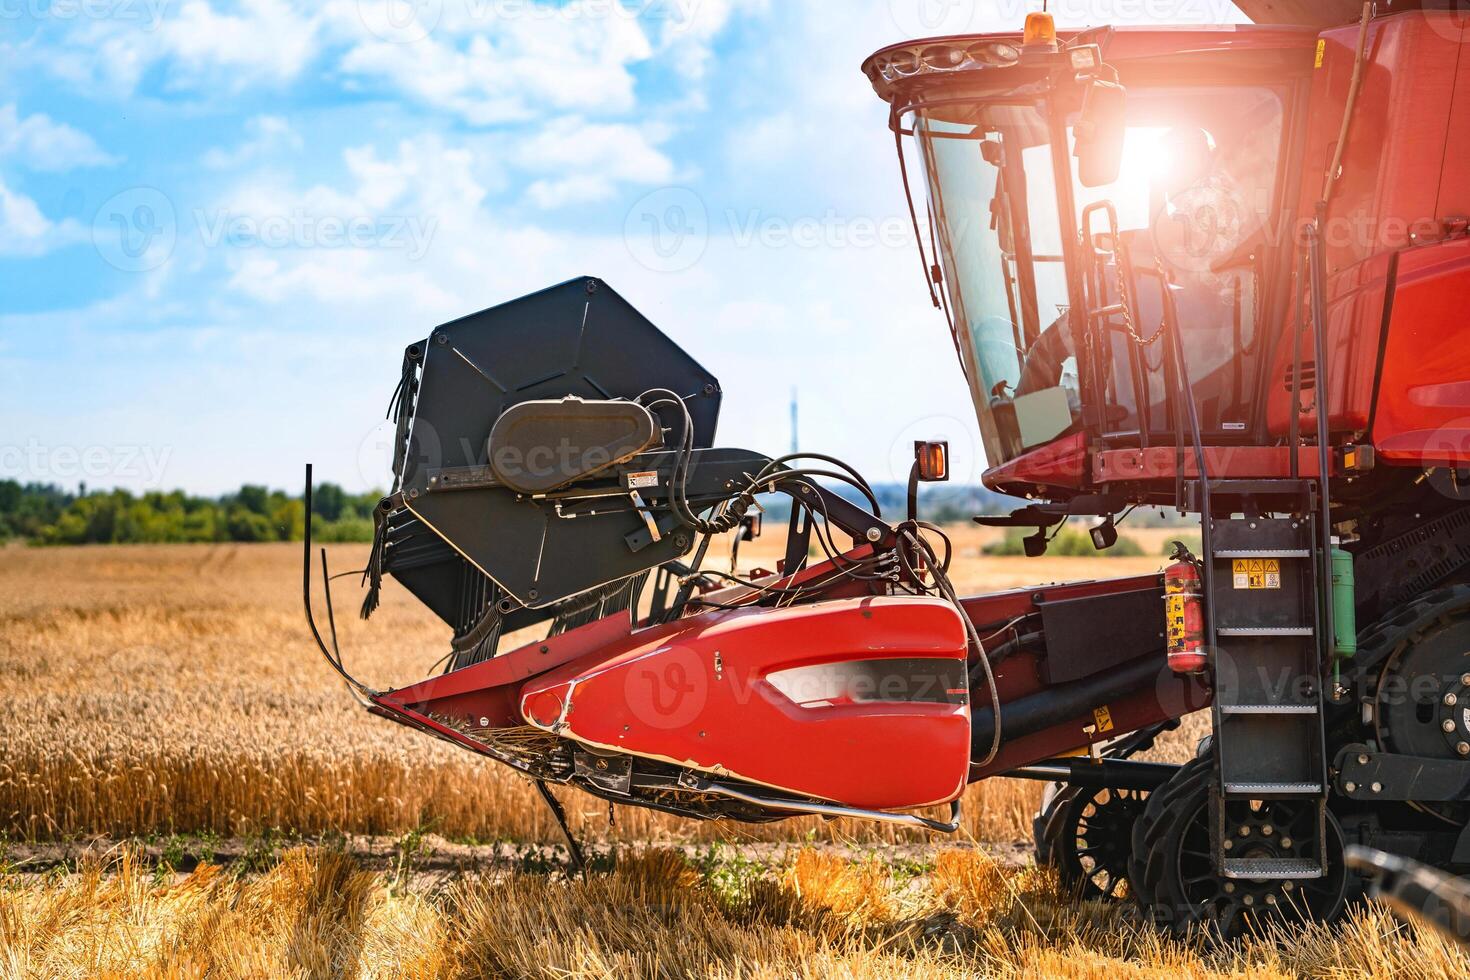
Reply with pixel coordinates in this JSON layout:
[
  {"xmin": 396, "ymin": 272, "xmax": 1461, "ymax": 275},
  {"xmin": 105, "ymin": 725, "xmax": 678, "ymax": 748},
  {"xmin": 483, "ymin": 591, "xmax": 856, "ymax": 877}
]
[
  {"xmin": 8, "ymin": 537, "xmax": 1458, "ymax": 978},
  {"xmin": 0, "ymin": 534, "xmax": 1173, "ymax": 847}
]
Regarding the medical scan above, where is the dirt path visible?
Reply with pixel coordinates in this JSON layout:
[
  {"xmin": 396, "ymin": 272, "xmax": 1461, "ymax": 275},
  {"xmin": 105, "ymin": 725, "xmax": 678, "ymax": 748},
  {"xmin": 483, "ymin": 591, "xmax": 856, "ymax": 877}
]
[{"xmin": 1, "ymin": 833, "xmax": 1035, "ymax": 882}]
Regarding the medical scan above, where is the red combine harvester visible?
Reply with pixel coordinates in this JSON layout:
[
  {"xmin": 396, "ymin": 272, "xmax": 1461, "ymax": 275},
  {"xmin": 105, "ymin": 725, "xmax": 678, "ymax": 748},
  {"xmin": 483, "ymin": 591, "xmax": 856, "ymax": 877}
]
[{"xmin": 306, "ymin": 1, "xmax": 1470, "ymax": 935}]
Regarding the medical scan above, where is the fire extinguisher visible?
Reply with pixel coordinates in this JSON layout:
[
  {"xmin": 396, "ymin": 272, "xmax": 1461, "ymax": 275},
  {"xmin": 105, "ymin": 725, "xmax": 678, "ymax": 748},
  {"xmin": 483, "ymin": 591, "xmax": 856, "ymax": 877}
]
[{"xmin": 1164, "ymin": 543, "xmax": 1207, "ymax": 674}]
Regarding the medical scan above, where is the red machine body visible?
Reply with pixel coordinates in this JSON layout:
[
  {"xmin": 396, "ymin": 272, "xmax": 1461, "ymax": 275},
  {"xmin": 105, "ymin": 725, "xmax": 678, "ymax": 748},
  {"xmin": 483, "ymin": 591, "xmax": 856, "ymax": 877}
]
[
  {"xmin": 519, "ymin": 596, "xmax": 971, "ymax": 811},
  {"xmin": 1262, "ymin": 13, "xmax": 1470, "ymax": 464},
  {"xmin": 365, "ymin": 561, "xmax": 1206, "ymax": 815}
]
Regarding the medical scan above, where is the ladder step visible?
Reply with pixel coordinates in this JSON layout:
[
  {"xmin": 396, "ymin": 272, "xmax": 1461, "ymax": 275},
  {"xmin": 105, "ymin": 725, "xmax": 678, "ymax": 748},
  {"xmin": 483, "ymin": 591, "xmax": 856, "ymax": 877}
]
[
  {"xmin": 1222, "ymin": 857, "xmax": 1324, "ymax": 880},
  {"xmin": 1220, "ymin": 703, "xmax": 1320, "ymax": 716},
  {"xmin": 1217, "ymin": 626, "xmax": 1314, "ymax": 637},
  {"xmin": 1223, "ymin": 781, "xmax": 1323, "ymax": 796},
  {"xmin": 1213, "ymin": 549, "xmax": 1311, "ymax": 558}
]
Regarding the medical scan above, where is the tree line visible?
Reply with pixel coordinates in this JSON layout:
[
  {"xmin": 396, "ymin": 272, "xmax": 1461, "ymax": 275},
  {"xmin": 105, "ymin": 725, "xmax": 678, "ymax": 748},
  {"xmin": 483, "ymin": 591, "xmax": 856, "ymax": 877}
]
[{"xmin": 0, "ymin": 481, "xmax": 381, "ymax": 545}]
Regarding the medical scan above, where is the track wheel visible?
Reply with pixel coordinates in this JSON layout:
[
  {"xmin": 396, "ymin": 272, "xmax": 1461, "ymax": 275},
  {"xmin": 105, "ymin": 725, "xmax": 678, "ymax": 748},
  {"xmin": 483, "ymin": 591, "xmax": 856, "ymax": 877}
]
[
  {"xmin": 1039, "ymin": 785, "xmax": 1148, "ymax": 900},
  {"xmin": 1136, "ymin": 779, "xmax": 1351, "ymax": 937}
]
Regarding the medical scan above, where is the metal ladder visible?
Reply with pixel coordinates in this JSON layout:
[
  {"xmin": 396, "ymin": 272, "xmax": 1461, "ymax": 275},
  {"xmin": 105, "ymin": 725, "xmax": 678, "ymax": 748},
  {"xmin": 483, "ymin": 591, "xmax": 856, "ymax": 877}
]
[{"xmin": 1203, "ymin": 480, "xmax": 1331, "ymax": 880}]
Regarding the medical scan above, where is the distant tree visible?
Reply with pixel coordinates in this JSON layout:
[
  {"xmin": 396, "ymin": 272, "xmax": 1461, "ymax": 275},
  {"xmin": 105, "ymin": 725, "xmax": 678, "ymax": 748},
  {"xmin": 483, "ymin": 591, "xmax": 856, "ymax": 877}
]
[
  {"xmin": 0, "ymin": 481, "xmax": 368, "ymax": 546},
  {"xmin": 225, "ymin": 506, "xmax": 275, "ymax": 542},
  {"xmin": 0, "ymin": 479, "xmax": 21, "ymax": 515},
  {"xmin": 234, "ymin": 485, "xmax": 271, "ymax": 516},
  {"xmin": 311, "ymin": 482, "xmax": 348, "ymax": 522},
  {"xmin": 271, "ymin": 498, "xmax": 305, "ymax": 541}
]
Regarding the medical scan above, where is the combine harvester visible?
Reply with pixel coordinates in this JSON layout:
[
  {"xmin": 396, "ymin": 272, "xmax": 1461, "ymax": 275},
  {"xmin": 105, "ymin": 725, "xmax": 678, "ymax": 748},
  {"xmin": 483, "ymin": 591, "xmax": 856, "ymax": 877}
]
[{"xmin": 306, "ymin": 1, "xmax": 1470, "ymax": 935}]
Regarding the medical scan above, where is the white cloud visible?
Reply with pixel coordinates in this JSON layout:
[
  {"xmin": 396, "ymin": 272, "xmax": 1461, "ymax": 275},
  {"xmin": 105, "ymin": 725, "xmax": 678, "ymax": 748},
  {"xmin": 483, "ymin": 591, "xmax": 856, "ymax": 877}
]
[
  {"xmin": 655, "ymin": 0, "xmax": 766, "ymax": 82},
  {"xmin": 161, "ymin": 0, "xmax": 320, "ymax": 86},
  {"xmin": 515, "ymin": 117, "xmax": 674, "ymax": 207},
  {"xmin": 201, "ymin": 115, "xmax": 303, "ymax": 170},
  {"xmin": 0, "ymin": 104, "xmax": 118, "ymax": 171},
  {"xmin": 208, "ymin": 134, "xmax": 487, "ymax": 314},
  {"xmin": 335, "ymin": 4, "xmax": 654, "ymax": 125},
  {"xmin": 525, "ymin": 175, "xmax": 616, "ymax": 208},
  {"xmin": 22, "ymin": 0, "xmax": 751, "ymax": 143},
  {"xmin": 0, "ymin": 177, "xmax": 87, "ymax": 256},
  {"xmin": 39, "ymin": 0, "xmax": 323, "ymax": 97}
]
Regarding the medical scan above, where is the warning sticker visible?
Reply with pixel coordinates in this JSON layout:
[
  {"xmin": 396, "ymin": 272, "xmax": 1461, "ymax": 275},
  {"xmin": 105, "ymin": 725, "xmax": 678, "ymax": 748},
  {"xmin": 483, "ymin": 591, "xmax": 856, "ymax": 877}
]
[
  {"xmin": 1093, "ymin": 704, "xmax": 1114, "ymax": 733},
  {"xmin": 1314, "ymin": 39, "xmax": 1326, "ymax": 69},
  {"xmin": 625, "ymin": 471, "xmax": 659, "ymax": 489},
  {"xmin": 1232, "ymin": 558, "xmax": 1282, "ymax": 590}
]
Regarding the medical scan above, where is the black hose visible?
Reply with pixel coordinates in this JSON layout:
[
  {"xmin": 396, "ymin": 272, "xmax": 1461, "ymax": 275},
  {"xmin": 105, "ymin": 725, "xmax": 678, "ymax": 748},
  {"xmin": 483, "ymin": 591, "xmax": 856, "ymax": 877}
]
[{"xmin": 970, "ymin": 655, "xmax": 1164, "ymax": 755}]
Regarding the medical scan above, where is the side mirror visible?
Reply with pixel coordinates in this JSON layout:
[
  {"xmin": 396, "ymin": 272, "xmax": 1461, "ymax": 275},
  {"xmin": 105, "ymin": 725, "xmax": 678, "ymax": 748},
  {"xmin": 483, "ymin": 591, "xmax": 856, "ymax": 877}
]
[{"xmin": 1074, "ymin": 79, "xmax": 1126, "ymax": 188}]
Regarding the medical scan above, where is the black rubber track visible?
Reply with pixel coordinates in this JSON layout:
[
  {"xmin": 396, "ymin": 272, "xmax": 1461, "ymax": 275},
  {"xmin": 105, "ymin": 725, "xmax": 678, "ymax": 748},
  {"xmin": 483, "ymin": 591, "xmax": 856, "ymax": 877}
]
[
  {"xmin": 1128, "ymin": 755, "xmax": 1212, "ymax": 910},
  {"xmin": 1139, "ymin": 776, "xmax": 1352, "ymax": 937}
]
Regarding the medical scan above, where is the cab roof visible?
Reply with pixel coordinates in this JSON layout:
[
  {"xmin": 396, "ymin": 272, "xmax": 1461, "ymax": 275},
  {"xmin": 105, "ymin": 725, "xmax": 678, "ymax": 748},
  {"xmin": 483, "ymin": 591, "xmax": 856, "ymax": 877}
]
[{"xmin": 862, "ymin": 24, "xmax": 1320, "ymax": 105}]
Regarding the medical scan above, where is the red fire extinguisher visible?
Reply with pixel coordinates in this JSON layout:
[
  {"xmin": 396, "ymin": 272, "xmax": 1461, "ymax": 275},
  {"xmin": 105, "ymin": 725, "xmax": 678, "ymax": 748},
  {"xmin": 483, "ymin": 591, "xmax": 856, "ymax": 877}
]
[{"xmin": 1164, "ymin": 545, "xmax": 1207, "ymax": 674}]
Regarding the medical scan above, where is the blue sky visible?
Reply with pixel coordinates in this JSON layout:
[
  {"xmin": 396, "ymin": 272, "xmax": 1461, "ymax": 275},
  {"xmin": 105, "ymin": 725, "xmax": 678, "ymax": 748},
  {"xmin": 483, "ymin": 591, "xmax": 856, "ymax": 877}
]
[{"xmin": 0, "ymin": 0, "xmax": 1246, "ymax": 495}]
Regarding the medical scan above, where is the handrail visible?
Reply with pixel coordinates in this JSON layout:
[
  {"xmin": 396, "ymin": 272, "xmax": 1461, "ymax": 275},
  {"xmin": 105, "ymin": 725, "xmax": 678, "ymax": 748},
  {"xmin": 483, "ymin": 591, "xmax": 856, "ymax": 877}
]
[{"xmin": 1305, "ymin": 221, "xmax": 1338, "ymax": 696}]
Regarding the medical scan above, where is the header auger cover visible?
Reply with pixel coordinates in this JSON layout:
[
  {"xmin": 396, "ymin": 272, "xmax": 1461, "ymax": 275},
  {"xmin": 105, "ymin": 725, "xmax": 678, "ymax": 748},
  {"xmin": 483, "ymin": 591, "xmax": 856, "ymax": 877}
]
[{"xmin": 374, "ymin": 276, "xmax": 724, "ymax": 629}]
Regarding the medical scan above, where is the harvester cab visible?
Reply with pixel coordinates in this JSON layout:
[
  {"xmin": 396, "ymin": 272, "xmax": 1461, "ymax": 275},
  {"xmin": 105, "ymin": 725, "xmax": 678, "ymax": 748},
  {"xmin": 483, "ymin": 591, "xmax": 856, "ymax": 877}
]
[
  {"xmin": 866, "ymin": 14, "xmax": 1309, "ymax": 507},
  {"xmin": 308, "ymin": 2, "xmax": 1470, "ymax": 939}
]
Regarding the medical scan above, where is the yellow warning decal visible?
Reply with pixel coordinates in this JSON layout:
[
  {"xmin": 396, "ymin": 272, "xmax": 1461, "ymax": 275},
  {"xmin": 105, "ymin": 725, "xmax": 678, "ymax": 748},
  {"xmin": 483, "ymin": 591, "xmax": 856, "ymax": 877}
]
[
  {"xmin": 1232, "ymin": 558, "xmax": 1282, "ymax": 590},
  {"xmin": 1165, "ymin": 594, "xmax": 1187, "ymax": 644},
  {"xmin": 1314, "ymin": 39, "xmax": 1326, "ymax": 68},
  {"xmin": 1093, "ymin": 704, "xmax": 1114, "ymax": 733}
]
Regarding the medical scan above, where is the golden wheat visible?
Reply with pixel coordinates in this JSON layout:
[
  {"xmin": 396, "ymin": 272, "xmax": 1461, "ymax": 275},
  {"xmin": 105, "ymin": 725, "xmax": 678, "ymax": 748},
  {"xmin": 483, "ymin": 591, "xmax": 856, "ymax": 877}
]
[
  {"xmin": 0, "ymin": 539, "xmax": 1177, "ymax": 845},
  {"xmin": 2, "ymin": 845, "xmax": 1465, "ymax": 979}
]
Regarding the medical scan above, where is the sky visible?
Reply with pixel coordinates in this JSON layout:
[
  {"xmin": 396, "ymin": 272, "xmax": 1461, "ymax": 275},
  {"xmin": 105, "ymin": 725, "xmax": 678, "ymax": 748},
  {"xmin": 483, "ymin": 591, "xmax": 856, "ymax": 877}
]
[{"xmin": 0, "ymin": 0, "xmax": 1248, "ymax": 496}]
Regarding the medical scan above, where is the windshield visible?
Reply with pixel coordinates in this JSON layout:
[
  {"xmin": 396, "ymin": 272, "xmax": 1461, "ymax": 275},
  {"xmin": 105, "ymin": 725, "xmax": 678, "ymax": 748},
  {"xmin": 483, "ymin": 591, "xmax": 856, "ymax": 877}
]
[
  {"xmin": 1072, "ymin": 85, "xmax": 1285, "ymax": 441},
  {"xmin": 918, "ymin": 104, "xmax": 1078, "ymax": 467},
  {"xmin": 917, "ymin": 84, "xmax": 1287, "ymax": 468}
]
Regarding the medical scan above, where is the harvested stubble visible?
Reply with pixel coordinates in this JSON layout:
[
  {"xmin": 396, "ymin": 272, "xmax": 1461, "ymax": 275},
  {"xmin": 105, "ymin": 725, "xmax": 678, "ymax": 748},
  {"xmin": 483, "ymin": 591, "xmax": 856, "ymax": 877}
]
[
  {"xmin": 3, "ymin": 844, "xmax": 1466, "ymax": 979},
  {"xmin": 0, "ymin": 541, "xmax": 1178, "ymax": 845}
]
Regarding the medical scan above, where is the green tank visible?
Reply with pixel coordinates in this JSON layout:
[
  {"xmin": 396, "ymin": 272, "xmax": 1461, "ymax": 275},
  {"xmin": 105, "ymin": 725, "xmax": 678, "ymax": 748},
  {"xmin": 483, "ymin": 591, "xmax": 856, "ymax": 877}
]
[{"xmin": 1331, "ymin": 542, "xmax": 1356, "ymax": 658}]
